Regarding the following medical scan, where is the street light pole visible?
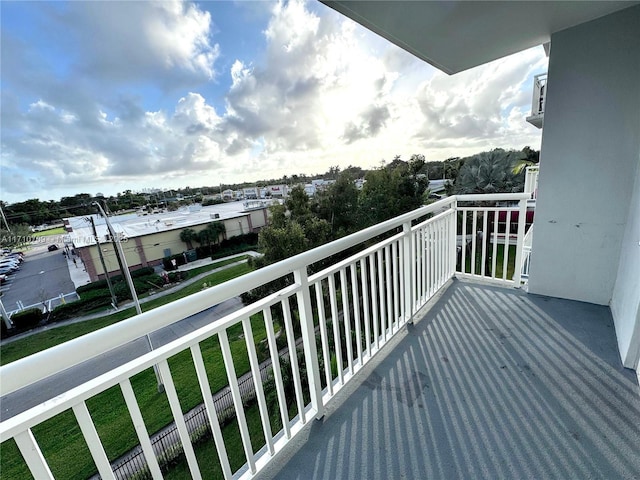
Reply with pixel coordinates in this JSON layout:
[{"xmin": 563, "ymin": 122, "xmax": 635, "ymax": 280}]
[
  {"xmin": 0, "ymin": 204, "xmax": 11, "ymax": 233},
  {"xmin": 92, "ymin": 202, "xmax": 164, "ymax": 391},
  {"xmin": 85, "ymin": 216, "xmax": 118, "ymax": 310}
]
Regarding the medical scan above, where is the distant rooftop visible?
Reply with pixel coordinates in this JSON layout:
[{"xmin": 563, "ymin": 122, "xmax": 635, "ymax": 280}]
[{"xmin": 66, "ymin": 200, "xmax": 276, "ymax": 248}]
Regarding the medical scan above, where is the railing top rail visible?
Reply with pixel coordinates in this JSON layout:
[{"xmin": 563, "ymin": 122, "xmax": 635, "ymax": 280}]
[
  {"xmin": 456, "ymin": 193, "xmax": 530, "ymax": 202},
  {"xmin": 0, "ymin": 193, "xmax": 527, "ymax": 397}
]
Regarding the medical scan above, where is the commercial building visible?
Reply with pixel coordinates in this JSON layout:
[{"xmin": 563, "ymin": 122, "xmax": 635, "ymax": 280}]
[{"xmin": 65, "ymin": 201, "xmax": 272, "ymax": 281}]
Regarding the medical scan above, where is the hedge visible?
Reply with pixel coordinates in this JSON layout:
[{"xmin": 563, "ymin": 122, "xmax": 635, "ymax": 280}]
[
  {"xmin": 50, "ymin": 273, "xmax": 165, "ymax": 322},
  {"xmin": 162, "ymin": 233, "xmax": 259, "ymax": 271},
  {"xmin": 49, "ymin": 296, "xmax": 113, "ymax": 322},
  {"xmin": 11, "ymin": 307, "xmax": 44, "ymax": 329},
  {"xmin": 77, "ymin": 267, "xmax": 156, "ymax": 294}
]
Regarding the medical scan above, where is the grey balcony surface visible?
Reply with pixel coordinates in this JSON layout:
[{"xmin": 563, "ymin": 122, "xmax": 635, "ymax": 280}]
[{"xmin": 258, "ymin": 279, "xmax": 640, "ymax": 480}]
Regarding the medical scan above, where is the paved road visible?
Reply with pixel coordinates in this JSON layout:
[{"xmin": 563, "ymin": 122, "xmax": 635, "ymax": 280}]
[
  {"xmin": 0, "ymin": 296, "xmax": 244, "ymax": 421},
  {"xmin": 1, "ymin": 246, "xmax": 75, "ymax": 312}
]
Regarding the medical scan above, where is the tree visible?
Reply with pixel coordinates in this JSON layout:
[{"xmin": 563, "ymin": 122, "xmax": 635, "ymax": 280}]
[
  {"xmin": 314, "ymin": 172, "xmax": 360, "ymax": 236},
  {"xmin": 258, "ymin": 221, "xmax": 307, "ymax": 263},
  {"xmin": 358, "ymin": 154, "xmax": 429, "ymax": 227},
  {"xmin": 179, "ymin": 228, "xmax": 198, "ymax": 250},
  {"xmin": 326, "ymin": 165, "xmax": 341, "ymax": 180},
  {"xmin": 454, "ymin": 149, "xmax": 525, "ymax": 194},
  {"xmin": 206, "ymin": 222, "xmax": 226, "ymax": 246},
  {"xmin": 512, "ymin": 146, "xmax": 541, "ymax": 175},
  {"xmin": 285, "ymin": 185, "xmax": 311, "ymax": 221},
  {"xmin": 197, "ymin": 222, "xmax": 225, "ymax": 248},
  {"xmin": 0, "ymin": 224, "xmax": 31, "ymax": 248}
]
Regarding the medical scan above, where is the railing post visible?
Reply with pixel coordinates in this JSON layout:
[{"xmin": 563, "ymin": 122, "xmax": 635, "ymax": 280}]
[
  {"xmin": 402, "ymin": 221, "xmax": 413, "ymax": 323},
  {"xmin": 294, "ymin": 267, "xmax": 324, "ymax": 419},
  {"xmin": 449, "ymin": 199, "xmax": 458, "ymax": 277},
  {"xmin": 449, "ymin": 198, "xmax": 458, "ymax": 278},
  {"xmin": 512, "ymin": 197, "xmax": 528, "ymax": 286}
]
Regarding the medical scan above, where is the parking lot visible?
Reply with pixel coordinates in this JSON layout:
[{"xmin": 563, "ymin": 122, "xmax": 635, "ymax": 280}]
[{"xmin": 1, "ymin": 242, "xmax": 77, "ymax": 313}]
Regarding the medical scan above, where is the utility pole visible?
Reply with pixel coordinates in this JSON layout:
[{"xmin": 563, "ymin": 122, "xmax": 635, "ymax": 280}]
[
  {"xmin": 93, "ymin": 202, "xmax": 164, "ymax": 392},
  {"xmin": 0, "ymin": 204, "xmax": 11, "ymax": 233},
  {"xmin": 85, "ymin": 216, "xmax": 118, "ymax": 309}
]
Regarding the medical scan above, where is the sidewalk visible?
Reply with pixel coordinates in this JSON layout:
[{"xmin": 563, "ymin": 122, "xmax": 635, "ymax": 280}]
[
  {"xmin": 64, "ymin": 249, "xmax": 92, "ymax": 288},
  {"xmin": 1, "ymin": 251, "xmax": 261, "ymax": 346}
]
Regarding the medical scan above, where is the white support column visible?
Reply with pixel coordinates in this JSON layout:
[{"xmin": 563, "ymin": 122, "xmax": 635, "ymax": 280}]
[
  {"xmin": 294, "ymin": 268, "xmax": 324, "ymax": 419},
  {"xmin": 119, "ymin": 380, "xmax": 164, "ymax": 480},
  {"xmin": 512, "ymin": 198, "xmax": 528, "ymax": 285},
  {"xmin": 263, "ymin": 307, "xmax": 292, "ymax": 438},
  {"xmin": 402, "ymin": 222, "xmax": 413, "ymax": 323},
  {"xmin": 314, "ymin": 281, "xmax": 334, "ymax": 395},
  {"xmin": 157, "ymin": 360, "xmax": 203, "ymax": 480},
  {"xmin": 72, "ymin": 402, "xmax": 116, "ymax": 480},
  {"xmin": 190, "ymin": 345, "xmax": 233, "ymax": 479},
  {"xmin": 449, "ymin": 208, "xmax": 457, "ymax": 278},
  {"xmin": 14, "ymin": 430, "xmax": 54, "ymax": 480},
  {"xmin": 242, "ymin": 318, "xmax": 275, "ymax": 454}
]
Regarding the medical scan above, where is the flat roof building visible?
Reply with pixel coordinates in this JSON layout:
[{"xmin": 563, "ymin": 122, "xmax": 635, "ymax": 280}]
[{"xmin": 65, "ymin": 200, "xmax": 274, "ymax": 281}]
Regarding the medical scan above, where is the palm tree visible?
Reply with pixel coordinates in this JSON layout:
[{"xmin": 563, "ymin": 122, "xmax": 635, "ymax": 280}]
[
  {"xmin": 198, "ymin": 222, "xmax": 226, "ymax": 249},
  {"xmin": 454, "ymin": 149, "xmax": 524, "ymax": 194},
  {"xmin": 179, "ymin": 228, "xmax": 197, "ymax": 250},
  {"xmin": 207, "ymin": 221, "xmax": 226, "ymax": 246},
  {"xmin": 512, "ymin": 146, "xmax": 540, "ymax": 175}
]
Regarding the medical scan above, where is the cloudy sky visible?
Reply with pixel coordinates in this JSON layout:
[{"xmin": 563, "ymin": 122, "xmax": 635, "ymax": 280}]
[{"xmin": 1, "ymin": 0, "xmax": 547, "ymax": 204}]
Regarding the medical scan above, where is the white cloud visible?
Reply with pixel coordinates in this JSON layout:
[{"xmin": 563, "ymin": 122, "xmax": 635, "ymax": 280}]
[
  {"xmin": 1, "ymin": 0, "xmax": 547, "ymax": 202},
  {"xmin": 64, "ymin": 1, "xmax": 219, "ymax": 84}
]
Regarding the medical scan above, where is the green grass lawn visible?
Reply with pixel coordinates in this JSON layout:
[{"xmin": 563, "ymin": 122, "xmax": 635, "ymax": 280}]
[
  {"xmin": 0, "ymin": 261, "xmax": 270, "ymax": 479},
  {"xmin": 32, "ymin": 227, "xmax": 66, "ymax": 237},
  {"xmin": 164, "ymin": 402, "xmax": 276, "ymax": 480},
  {"xmin": 0, "ymin": 263, "xmax": 252, "ymax": 366},
  {"xmin": 462, "ymin": 243, "xmax": 517, "ymax": 280},
  {"xmin": 182, "ymin": 255, "xmax": 250, "ymax": 279}
]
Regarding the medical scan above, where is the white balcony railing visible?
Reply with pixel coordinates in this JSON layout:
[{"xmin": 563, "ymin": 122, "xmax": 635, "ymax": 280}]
[
  {"xmin": 0, "ymin": 193, "xmax": 530, "ymax": 480},
  {"xmin": 521, "ymin": 223, "xmax": 534, "ymax": 282}
]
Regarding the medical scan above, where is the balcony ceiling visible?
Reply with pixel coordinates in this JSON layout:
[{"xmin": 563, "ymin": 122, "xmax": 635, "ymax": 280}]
[{"xmin": 320, "ymin": 1, "xmax": 639, "ymax": 74}]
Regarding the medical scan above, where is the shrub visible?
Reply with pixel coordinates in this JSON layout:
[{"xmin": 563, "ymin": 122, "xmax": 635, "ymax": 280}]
[
  {"xmin": 195, "ymin": 245, "xmax": 212, "ymax": 259},
  {"xmin": 167, "ymin": 271, "xmax": 186, "ymax": 283},
  {"xmin": 77, "ymin": 278, "xmax": 109, "ymax": 295},
  {"xmin": 133, "ymin": 274, "xmax": 163, "ymax": 293},
  {"xmin": 49, "ymin": 297, "xmax": 112, "ymax": 322},
  {"xmin": 11, "ymin": 307, "xmax": 44, "ymax": 329},
  {"xmin": 76, "ymin": 267, "xmax": 156, "ymax": 294},
  {"xmin": 124, "ymin": 266, "xmax": 155, "ymax": 280},
  {"xmin": 1, "ymin": 319, "xmax": 9, "ymax": 339},
  {"xmin": 78, "ymin": 288, "xmax": 113, "ymax": 302},
  {"xmin": 113, "ymin": 282, "xmax": 132, "ymax": 301}
]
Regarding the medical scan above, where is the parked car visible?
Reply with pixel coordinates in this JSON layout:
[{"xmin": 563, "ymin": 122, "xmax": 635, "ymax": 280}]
[
  {"xmin": 0, "ymin": 260, "xmax": 20, "ymax": 271},
  {"xmin": 48, "ymin": 244, "xmax": 59, "ymax": 251},
  {"xmin": 0, "ymin": 267, "xmax": 16, "ymax": 275},
  {"xmin": 3, "ymin": 253, "xmax": 23, "ymax": 263}
]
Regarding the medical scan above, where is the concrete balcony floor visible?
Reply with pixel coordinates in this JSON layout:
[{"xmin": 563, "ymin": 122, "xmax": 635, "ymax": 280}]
[{"xmin": 258, "ymin": 280, "xmax": 640, "ymax": 480}]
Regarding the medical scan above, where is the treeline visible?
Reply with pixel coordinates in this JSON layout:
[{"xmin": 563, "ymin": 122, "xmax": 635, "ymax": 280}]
[
  {"xmin": 263, "ymin": 154, "xmax": 429, "ymax": 262},
  {"xmin": 242, "ymin": 147, "xmax": 538, "ymax": 302},
  {"xmin": 1, "ymin": 147, "xmax": 538, "ymax": 229}
]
